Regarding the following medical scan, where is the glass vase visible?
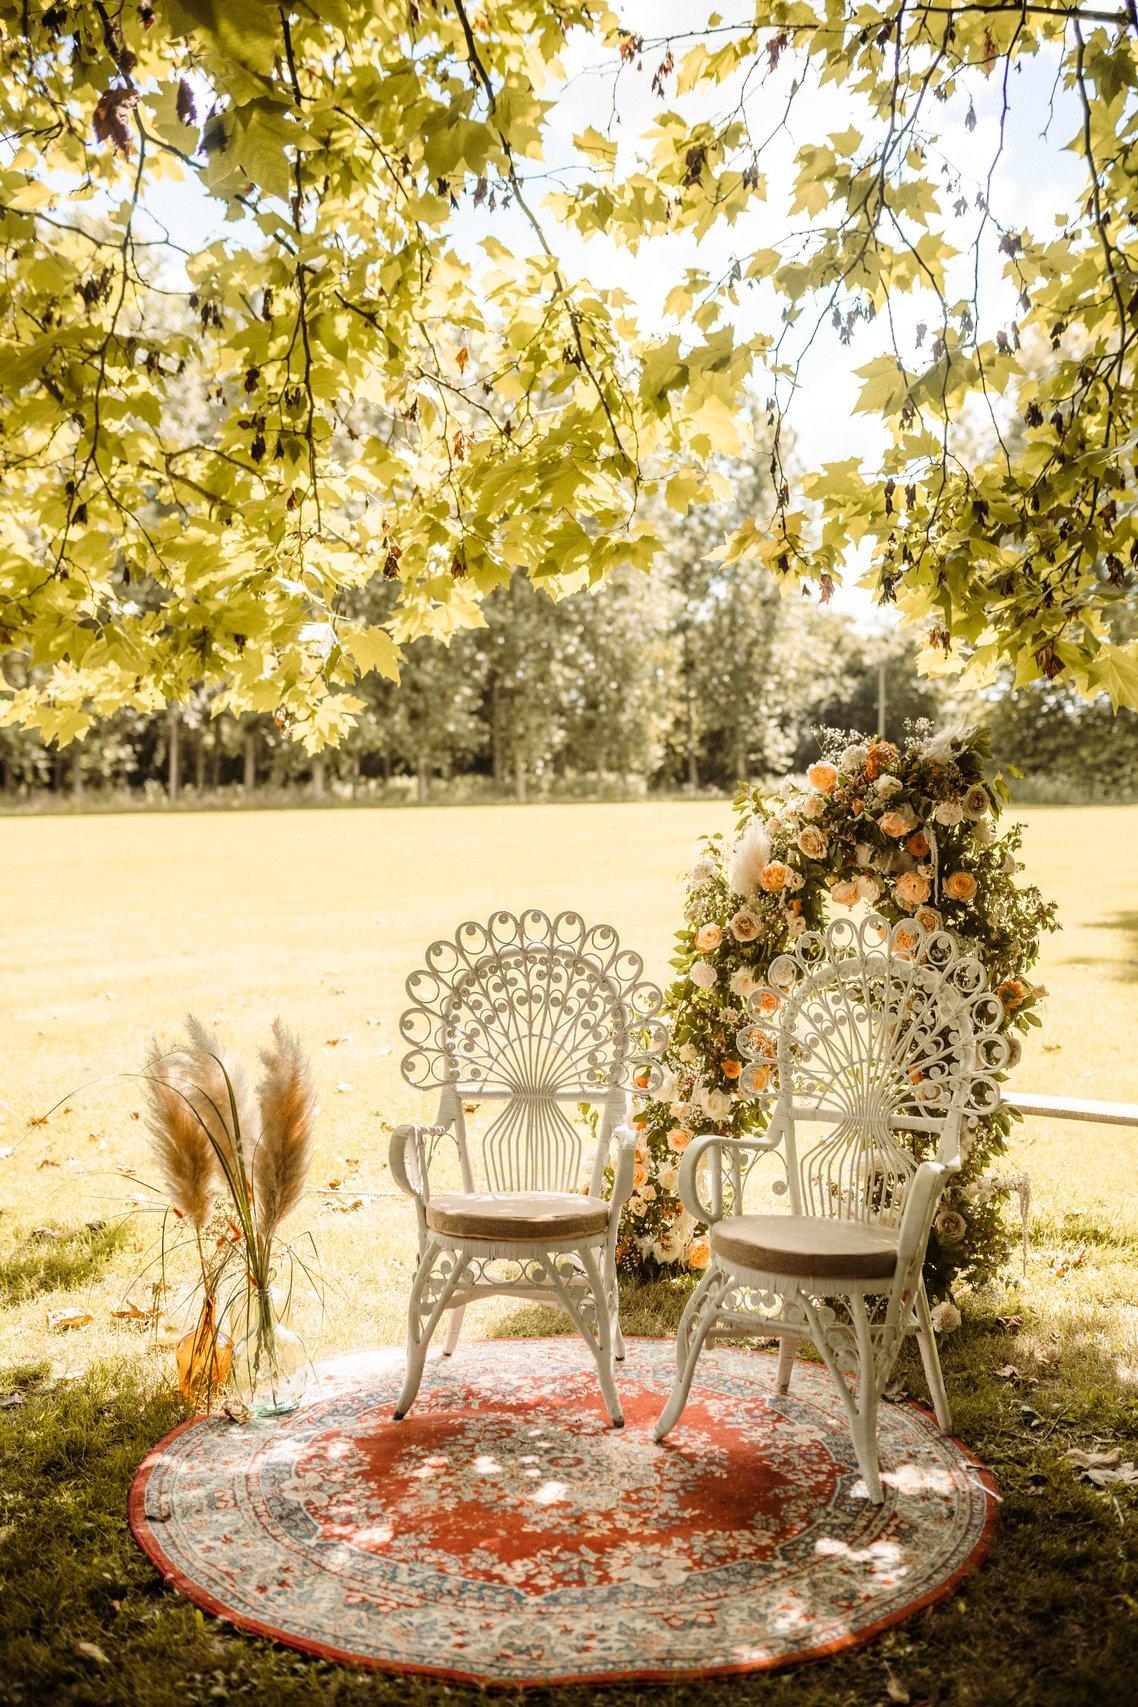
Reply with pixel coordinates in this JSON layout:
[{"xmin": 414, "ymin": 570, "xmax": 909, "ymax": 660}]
[{"xmin": 226, "ymin": 1284, "xmax": 307, "ymax": 1417}]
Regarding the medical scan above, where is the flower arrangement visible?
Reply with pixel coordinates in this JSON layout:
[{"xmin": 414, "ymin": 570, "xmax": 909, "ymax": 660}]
[
  {"xmin": 621, "ymin": 724, "xmax": 1057, "ymax": 1300},
  {"xmin": 143, "ymin": 1016, "xmax": 317, "ymax": 1415}
]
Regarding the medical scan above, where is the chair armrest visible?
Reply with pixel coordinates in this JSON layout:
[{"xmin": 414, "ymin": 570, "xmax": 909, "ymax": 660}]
[
  {"xmin": 896, "ymin": 1158, "xmax": 955, "ymax": 1270},
  {"xmin": 388, "ymin": 1123, "xmax": 454, "ymax": 1201},
  {"xmin": 678, "ymin": 1130, "xmax": 784, "ymax": 1224},
  {"xmin": 607, "ymin": 1124, "xmax": 639, "ymax": 1212}
]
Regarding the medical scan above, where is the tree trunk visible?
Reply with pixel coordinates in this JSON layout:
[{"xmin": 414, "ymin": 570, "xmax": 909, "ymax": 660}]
[
  {"xmin": 243, "ymin": 728, "xmax": 257, "ymax": 797},
  {"xmin": 490, "ymin": 680, "xmax": 505, "ymax": 784},
  {"xmin": 71, "ymin": 748, "xmax": 84, "ymax": 804},
  {"xmin": 381, "ymin": 749, "xmax": 392, "ymax": 784},
  {"xmin": 1, "ymin": 752, "xmax": 12, "ymax": 795},
  {"xmin": 350, "ymin": 753, "xmax": 360, "ymax": 798},
  {"xmin": 311, "ymin": 753, "xmax": 326, "ymax": 803},
  {"xmin": 514, "ymin": 748, "xmax": 526, "ymax": 804},
  {"xmin": 416, "ymin": 757, "xmax": 429, "ymax": 803},
  {"xmin": 194, "ymin": 728, "xmax": 206, "ymax": 793},
  {"xmin": 167, "ymin": 707, "xmax": 181, "ymax": 805}
]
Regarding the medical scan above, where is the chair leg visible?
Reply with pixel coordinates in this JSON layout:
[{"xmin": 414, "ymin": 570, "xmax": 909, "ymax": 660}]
[
  {"xmin": 775, "ymin": 1332, "xmax": 798, "ymax": 1395},
  {"xmin": 545, "ymin": 1246, "xmax": 624, "ymax": 1427},
  {"xmin": 606, "ymin": 1247, "xmax": 625, "ymax": 1361},
  {"xmin": 441, "ymin": 1304, "xmax": 466, "ymax": 1357},
  {"xmin": 654, "ymin": 1263, "xmax": 730, "ymax": 1443},
  {"xmin": 914, "ymin": 1279, "xmax": 953, "ymax": 1431},
  {"xmin": 802, "ymin": 1293, "xmax": 883, "ymax": 1504},
  {"xmin": 394, "ymin": 1245, "xmax": 469, "ymax": 1421}
]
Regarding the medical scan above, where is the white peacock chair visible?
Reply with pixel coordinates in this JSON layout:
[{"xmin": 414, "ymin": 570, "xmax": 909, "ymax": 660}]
[
  {"xmin": 655, "ymin": 913, "xmax": 1009, "ymax": 1502},
  {"xmin": 389, "ymin": 909, "xmax": 666, "ymax": 1427}
]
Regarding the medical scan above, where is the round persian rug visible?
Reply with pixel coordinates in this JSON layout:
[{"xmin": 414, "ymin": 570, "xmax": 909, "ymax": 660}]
[{"xmin": 129, "ymin": 1338, "xmax": 996, "ymax": 1685}]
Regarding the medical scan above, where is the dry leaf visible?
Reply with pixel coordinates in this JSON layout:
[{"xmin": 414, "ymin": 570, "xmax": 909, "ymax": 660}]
[
  {"xmin": 327, "ymin": 1176, "xmax": 343, "ymax": 1190},
  {"xmin": 110, "ymin": 1303, "xmax": 153, "ymax": 1323},
  {"xmin": 48, "ymin": 1309, "xmax": 93, "ymax": 1332},
  {"xmin": 0, "ymin": 1391, "xmax": 25, "ymax": 1408},
  {"xmin": 35, "ymin": 1157, "xmax": 59, "ymax": 1169},
  {"xmin": 28, "ymin": 1113, "xmax": 48, "ymax": 1128},
  {"xmin": 884, "ymin": 1663, "xmax": 911, "ymax": 1704},
  {"xmin": 325, "ymin": 1036, "xmax": 346, "ymax": 1047},
  {"xmin": 330, "ymin": 1196, "xmax": 364, "ymax": 1213},
  {"xmin": 997, "ymin": 1313, "xmax": 1022, "ymax": 1331},
  {"xmin": 1065, "ymin": 1447, "xmax": 1121, "ymax": 1471},
  {"xmin": 75, "ymin": 1641, "xmax": 109, "ymax": 1665},
  {"xmin": 995, "ymin": 1364, "xmax": 1037, "ymax": 1386}
]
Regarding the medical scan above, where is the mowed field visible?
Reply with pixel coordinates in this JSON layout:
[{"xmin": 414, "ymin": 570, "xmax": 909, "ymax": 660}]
[{"xmin": 2, "ymin": 800, "xmax": 1138, "ymax": 1375}]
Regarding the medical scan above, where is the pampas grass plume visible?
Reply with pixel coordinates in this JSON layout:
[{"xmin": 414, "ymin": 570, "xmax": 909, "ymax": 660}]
[
  {"xmin": 730, "ymin": 819, "xmax": 772, "ymax": 900},
  {"xmin": 144, "ymin": 1044, "xmax": 218, "ymax": 1233},
  {"xmin": 254, "ymin": 1020, "xmax": 316, "ymax": 1244}
]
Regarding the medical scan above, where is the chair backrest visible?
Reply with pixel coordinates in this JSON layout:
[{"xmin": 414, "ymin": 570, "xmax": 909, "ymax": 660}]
[
  {"xmin": 399, "ymin": 909, "xmax": 664, "ymax": 1192},
  {"xmin": 737, "ymin": 914, "xmax": 1008, "ymax": 1226}
]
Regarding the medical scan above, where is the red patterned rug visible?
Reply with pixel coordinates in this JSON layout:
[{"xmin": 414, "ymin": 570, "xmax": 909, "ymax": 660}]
[{"xmin": 129, "ymin": 1338, "xmax": 996, "ymax": 1686}]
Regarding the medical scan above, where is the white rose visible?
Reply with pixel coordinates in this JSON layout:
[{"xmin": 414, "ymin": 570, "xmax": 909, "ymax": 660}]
[
  {"xmin": 690, "ymin": 960, "xmax": 717, "ymax": 989},
  {"xmin": 929, "ymin": 1300, "xmax": 962, "ymax": 1334},
  {"xmin": 972, "ymin": 819, "xmax": 994, "ymax": 846},
  {"xmin": 801, "ymin": 794, "xmax": 825, "ymax": 820},
  {"xmin": 785, "ymin": 866, "xmax": 805, "ymax": 890},
  {"xmin": 653, "ymin": 1232, "xmax": 682, "ymax": 1263},
  {"xmin": 678, "ymin": 1043, "xmax": 697, "ymax": 1064},
  {"xmin": 875, "ymin": 775, "xmax": 903, "ymax": 798},
  {"xmin": 704, "ymin": 1089, "xmax": 733, "ymax": 1119},
  {"xmin": 856, "ymin": 874, "xmax": 881, "ymax": 903},
  {"xmin": 719, "ymin": 1006, "xmax": 741, "ymax": 1025},
  {"xmin": 839, "ymin": 743, "xmax": 868, "ymax": 771},
  {"xmin": 640, "ymin": 1183, "xmax": 656, "ymax": 1202},
  {"xmin": 690, "ymin": 856, "xmax": 717, "ymax": 883},
  {"xmin": 787, "ymin": 915, "xmax": 807, "ymax": 938},
  {"xmin": 730, "ymin": 967, "xmax": 757, "ymax": 999},
  {"xmin": 659, "ymin": 1165, "xmax": 679, "ymax": 1193},
  {"xmin": 933, "ymin": 801, "xmax": 964, "ymax": 826},
  {"xmin": 855, "ymin": 841, "xmax": 875, "ymax": 866}
]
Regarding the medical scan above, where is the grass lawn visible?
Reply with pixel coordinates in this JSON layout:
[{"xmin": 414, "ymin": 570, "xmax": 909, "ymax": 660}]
[{"xmin": 2, "ymin": 801, "xmax": 1137, "ymax": 1704}]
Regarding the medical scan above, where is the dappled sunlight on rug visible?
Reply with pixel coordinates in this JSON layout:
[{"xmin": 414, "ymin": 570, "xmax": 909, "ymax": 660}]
[{"xmin": 129, "ymin": 1339, "xmax": 996, "ymax": 1685}]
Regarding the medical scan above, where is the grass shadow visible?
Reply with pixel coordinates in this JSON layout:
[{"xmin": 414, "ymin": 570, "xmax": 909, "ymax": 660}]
[
  {"xmin": 1071, "ymin": 909, "xmax": 1138, "ymax": 983},
  {"xmin": 0, "ymin": 1220, "xmax": 130, "ymax": 1307}
]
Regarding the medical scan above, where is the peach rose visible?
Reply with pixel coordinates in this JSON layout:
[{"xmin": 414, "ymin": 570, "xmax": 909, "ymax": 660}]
[
  {"xmin": 759, "ymin": 862, "xmax": 789, "ymax": 893},
  {"xmin": 695, "ymin": 922, "xmax": 722, "ymax": 952},
  {"xmin": 807, "ymin": 761, "xmax": 839, "ymax": 793},
  {"xmin": 962, "ymin": 785, "xmax": 990, "ymax": 820},
  {"xmin": 797, "ymin": 825, "xmax": 828, "ymax": 860},
  {"xmin": 667, "ymin": 1126, "xmax": 693, "ymax": 1152},
  {"xmin": 722, "ymin": 1058, "xmax": 742, "ymax": 1080},
  {"xmin": 944, "ymin": 870, "xmax": 977, "ymax": 902},
  {"xmin": 907, "ymin": 830, "xmax": 930, "ymax": 858},
  {"xmin": 753, "ymin": 987, "xmax": 780, "ymax": 1014},
  {"xmin": 998, "ymin": 978, "xmax": 1025, "ymax": 1010},
  {"xmin": 742, "ymin": 1061, "xmax": 773, "ymax": 1093},
  {"xmin": 632, "ymin": 1157, "xmax": 649, "ymax": 1189},
  {"xmin": 879, "ymin": 807, "xmax": 917, "ymax": 838},
  {"xmin": 895, "ymin": 925, "xmax": 920, "ymax": 956},
  {"xmin": 729, "ymin": 908, "xmax": 760, "ymax": 943},
  {"xmin": 896, "ymin": 870, "xmax": 931, "ymax": 908},
  {"xmin": 686, "ymin": 1237, "xmax": 712, "ymax": 1272},
  {"xmin": 915, "ymin": 905, "xmax": 943, "ymax": 933},
  {"xmin": 831, "ymin": 879, "xmax": 861, "ymax": 907}
]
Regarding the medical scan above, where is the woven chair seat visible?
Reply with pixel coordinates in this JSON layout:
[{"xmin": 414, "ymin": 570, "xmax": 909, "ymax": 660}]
[
  {"xmin": 425, "ymin": 1190, "xmax": 611, "ymax": 1243},
  {"xmin": 711, "ymin": 1213, "xmax": 900, "ymax": 1281}
]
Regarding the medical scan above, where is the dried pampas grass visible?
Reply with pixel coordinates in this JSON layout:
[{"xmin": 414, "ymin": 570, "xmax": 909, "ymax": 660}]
[
  {"xmin": 730, "ymin": 819, "xmax": 772, "ymax": 900},
  {"xmin": 181, "ymin": 1014, "xmax": 260, "ymax": 1178},
  {"xmin": 144, "ymin": 1046, "xmax": 218, "ymax": 1233},
  {"xmin": 254, "ymin": 1021, "xmax": 316, "ymax": 1244}
]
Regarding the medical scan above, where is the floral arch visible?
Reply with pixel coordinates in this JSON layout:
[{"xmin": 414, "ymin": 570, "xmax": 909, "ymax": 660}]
[{"xmin": 620, "ymin": 724, "xmax": 1057, "ymax": 1302}]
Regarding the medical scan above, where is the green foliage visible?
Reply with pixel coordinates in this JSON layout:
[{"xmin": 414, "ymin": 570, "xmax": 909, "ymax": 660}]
[{"xmin": 2, "ymin": 4, "xmax": 1137, "ymax": 741}]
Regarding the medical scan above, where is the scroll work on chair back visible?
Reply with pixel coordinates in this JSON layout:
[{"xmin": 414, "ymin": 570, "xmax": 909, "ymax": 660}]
[
  {"xmin": 737, "ymin": 914, "xmax": 1010, "ymax": 1228},
  {"xmin": 398, "ymin": 910, "xmax": 667, "ymax": 1194}
]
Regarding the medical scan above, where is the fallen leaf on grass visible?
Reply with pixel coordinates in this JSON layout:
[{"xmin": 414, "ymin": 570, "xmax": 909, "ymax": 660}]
[
  {"xmin": 884, "ymin": 1663, "xmax": 911, "ymax": 1704},
  {"xmin": 329, "ymin": 1197, "xmax": 364, "ymax": 1213},
  {"xmin": 110, "ymin": 1303, "xmax": 154, "ymax": 1324},
  {"xmin": 997, "ymin": 1313, "xmax": 1022, "ymax": 1331},
  {"xmin": 995, "ymin": 1364, "xmax": 1037, "ymax": 1386},
  {"xmin": 35, "ymin": 1157, "xmax": 59, "ymax": 1169},
  {"xmin": 0, "ymin": 1391, "xmax": 25, "ymax": 1408},
  {"xmin": 1052, "ymin": 1245, "xmax": 1087, "ymax": 1277},
  {"xmin": 1064, "ymin": 1447, "xmax": 1120, "ymax": 1471},
  {"xmin": 324, "ymin": 1036, "xmax": 349, "ymax": 1047},
  {"xmin": 75, "ymin": 1641, "xmax": 109, "ymax": 1665},
  {"xmin": 27, "ymin": 1113, "xmax": 49, "ymax": 1128},
  {"xmin": 48, "ymin": 1309, "xmax": 94, "ymax": 1332}
]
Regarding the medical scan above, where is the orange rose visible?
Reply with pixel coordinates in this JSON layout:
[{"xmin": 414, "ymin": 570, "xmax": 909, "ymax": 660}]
[
  {"xmin": 944, "ymin": 871, "xmax": 977, "ymax": 902},
  {"xmin": 807, "ymin": 761, "xmax": 839, "ymax": 793},
  {"xmin": 896, "ymin": 870, "xmax": 931, "ymax": 908},
  {"xmin": 998, "ymin": 978, "xmax": 1025, "ymax": 1010},
  {"xmin": 831, "ymin": 879, "xmax": 860, "ymax": 907},
  {"xmin": 879, "ymin": 807, "xmax": 917, "ymax": 838},
  {"xmin": 695, "ymin": 922, "xmax": 722, "ymax": 952},
  {"xmin": 722, "ymin": 1059, "xmax": 742, "ymax": 1080},
  {"xmin": 864, "ymin": 740, "xmax": 900, "ymax": 780},
  {"xmin": 894, "ymin": 925, "xmax": 920, "ymax": 956},
  {"xmin": 907, "ymin": 830, "xmax": 930, "ymax": 858},
  {"xmin": 754, "ymin": 987, "xmax": 780, "ymax": 1014},
  {"xmin": 686, "ymin": 1237, "xmax": 712, "ymax": 1272},
  {"xmin": 667, "ymin": 1127, "xmax": 693, "ymax": 1152},
  {"xmin": 760, "ymin": 862, "xmax": 789, "ymax": 892},
  {"xmin": 742, "ymin": 1061, "xmax": 773, "ymax": 1092}
]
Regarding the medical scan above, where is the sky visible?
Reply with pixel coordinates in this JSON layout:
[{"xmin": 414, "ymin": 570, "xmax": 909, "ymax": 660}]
[{"xmin": 134, "ymin": 5, "xmax": 1087, "ymax": 627}]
